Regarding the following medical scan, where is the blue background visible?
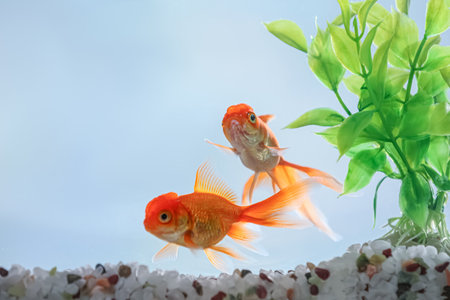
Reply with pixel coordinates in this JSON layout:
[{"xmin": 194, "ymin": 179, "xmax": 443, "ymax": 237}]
[{"xmin": 0, "ymin": 0, "xmax": 448, "ymax": 275}]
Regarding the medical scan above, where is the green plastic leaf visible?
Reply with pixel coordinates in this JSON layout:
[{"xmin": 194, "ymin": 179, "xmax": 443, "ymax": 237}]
[
  {"xmin": 389, "ymin": 51, "xmax": 409, "ymax": 69},
  {"xmin": 378, "ymin": 96, "xmax": 402, "ymax": 134},
  {"xmin": 422, "ymin": 45, "xmax": 450, "ymax": 72},
  {"xmin": 265, "ymin": 20, "xmax": 308, "ymax": 53},
  {"xmin": 362, "ymin": 111, "xmax": 390, "ymax": 141},
  {"xmin": 368, "ymin": 39, "xmax": 392, "ymax": 104},
  {"xmin": 337, "ymin": 111, "xmax": 374, "ymax": 156},
  {"xmin": 360, "ymin": 23, "xmax": 380, "ymax": 72},
  {"xmin": 402, "ymin": 137, "xmax": 430, "ymax": 169},
  {"xmin": 390, "ymin": 11, "xmax": 419, "ymax": 61},
  {"xmin": 343, "ymin": 74, "xmax": 365, "ymax": 96},
  {"xmin": 417, "ymin": 35, "xmax": 441, "ymax": 67},
  {"xmin": 338, "ymin": 0, "xmax": 352, "ymax": 36},
  {"xmin": 427, "ymin": 136, "xmax": 449, "ymax": 174},
  {"xmin": 285, "ymin": 108, "xmax": 344, "ymax": 128},
  {"xmin": 425, "ymin": 0, "xmax": 450, "ymax": 36},
  {"xmin": 308, "ymin": 26, "xmax": 346, "ymax": 90},
  {"xmin": 373, "ymin": 11, "xmax": 397, "ymax": 47},
  {"xmin": 435, "ymin": 91, "xmax": 449, "ymax": 103},
  {"xmin": 329, "ymin": 24, "xmax": 360, "ymax": 74},
  {"xmin": 345, "ymin": 142, "xmax": 377, "ymax": 158},
  {"xmin": 418, "ymin": 71, "xmax": 448, "ymax": 97},
  {"xmin": 373, "ymin": 176, "xmax": 388, "ymax": 226},
  {"xmin": 399, "ymin": 173, "xmax": 431, "ymax": 229},
  {"xmin": 399, "ymin": 92, "xmax": 433, "ymax": 138},
  {"xmin": 358, "ymin": 0, "xmax": 378, "ymax": 33},
  {"xmin": 317, "ymin": 125, "xmax": 372, "ymax": 148},
  {"xmin": 440, "ymin": 66, "xmax": 450, "ymax": 86},
  {"xmin": 363, "ymin": 3, "xmax": 390, "ymax": 26},
  {"xmin": 343, "ymin": 148, "xmax": 386, "ymax": 194},
  {"xmin": 424, "ymin": 165, "xmax": 450, "ymax": 191},
  {"xmin": 385, "ymin": 68, "xmax": 409, "ymax": 97},
  {"xmin": 427, "ymin": 102, "xmax": 450, "ymax": 135},
  {"xmin": 396, "ymin": 0, "xmax": 410, "ymax": 15}
]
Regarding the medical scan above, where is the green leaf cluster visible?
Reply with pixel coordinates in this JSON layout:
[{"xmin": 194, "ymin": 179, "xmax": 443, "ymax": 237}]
[{"xmin": 265, "ymin": 0, "xmax": 450, "ymax": 237}]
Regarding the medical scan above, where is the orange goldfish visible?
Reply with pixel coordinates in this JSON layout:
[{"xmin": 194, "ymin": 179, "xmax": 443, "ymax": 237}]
[
  {"xmin": 143, "ymin": 163, "xmax": 311, "ymax": 272},
  {"xmin": 207, "ymin": 103, "xmax": 342, "ymax": 240}
]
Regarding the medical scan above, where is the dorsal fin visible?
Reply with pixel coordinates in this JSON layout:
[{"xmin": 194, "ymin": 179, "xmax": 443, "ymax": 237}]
[
  {"xmin": 194, "ymin": 162, "xmax": 237, "ymax": 204},
  {"xmin": 259, "ymin": 114, "xmax": 275, "ymax": 123}
]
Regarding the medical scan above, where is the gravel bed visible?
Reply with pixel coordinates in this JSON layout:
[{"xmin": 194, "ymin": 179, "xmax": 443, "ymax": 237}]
[{"xmin": 1, "ymin": 240, "xmax": 450, "ymax": 299}]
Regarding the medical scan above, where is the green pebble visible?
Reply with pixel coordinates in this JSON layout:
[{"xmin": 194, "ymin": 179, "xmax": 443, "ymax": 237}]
[
  {"xmin": 356, "ymin": 253, "xmax": 369, "ymax": 272},
  {"xmin": 8, "ymin": 283, "xmax": 26, "ymax": 297},
  {"xmin": 49, "ymin": 266, "xmax": 57, "ymax": 276},
  {"xmin": 245, "ymin": 286, "xmax": 256, "ymax": 296},
  {"xmin": 369, "ymin": 254, "xmax": 386, "ymax": 265}
]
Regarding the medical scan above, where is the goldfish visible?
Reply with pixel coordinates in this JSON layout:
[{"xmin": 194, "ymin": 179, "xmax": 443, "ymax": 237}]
[
  {"xmin": 143, "ymin": 163, "xmax": 311, "ymax": 272},
  {"xmin": 207, "ymin": 103, "xmax": 342, "ymax": 240}
]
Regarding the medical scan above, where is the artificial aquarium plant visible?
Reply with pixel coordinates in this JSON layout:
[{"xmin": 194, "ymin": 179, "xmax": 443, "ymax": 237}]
[{"xmin": 265, "ymin": 0, "xmax": 450, "ymax": 252}]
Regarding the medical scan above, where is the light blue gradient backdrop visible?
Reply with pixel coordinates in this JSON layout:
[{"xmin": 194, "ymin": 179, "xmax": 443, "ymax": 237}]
[{"xmin": 0, "ymin": 0, "xmax": 447, "ymax": 275}]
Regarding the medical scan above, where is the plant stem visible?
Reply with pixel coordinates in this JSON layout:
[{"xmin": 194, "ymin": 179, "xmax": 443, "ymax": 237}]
[
  {"xmin": 404, "ymin": 35, "xmax": 428, "ymax": 104},
  {"xmin": 332, "ymin": 88, "xmax": 352, "ymax": 116}
]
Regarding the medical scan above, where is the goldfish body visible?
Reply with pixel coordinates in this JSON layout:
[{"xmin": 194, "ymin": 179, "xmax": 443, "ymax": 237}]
[
  {"xmin": 143, "ymin": 163, "xmax": 311, "ymax": 272},
  {"xmin": 207, "ymin": 103, "xmax": 342, "ymax": 240}
]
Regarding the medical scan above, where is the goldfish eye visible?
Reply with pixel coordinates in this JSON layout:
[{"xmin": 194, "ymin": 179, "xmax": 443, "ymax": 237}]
[
  {"xmin": 248, "ymin": 112, "xmax": 256, "ymax": 123},
  {"xmin": 158, "ymin": 211, "xmax": 172, "ymax": 223}
]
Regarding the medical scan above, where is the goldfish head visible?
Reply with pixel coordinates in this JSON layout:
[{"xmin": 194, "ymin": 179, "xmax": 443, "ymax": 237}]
[
  {"xmin": 143, "ymin": 192, "xmax": 189, "ymax": 243},
  {"xmin": 222, "ymin": 103, "xmax": 262, "ymax": 148}
]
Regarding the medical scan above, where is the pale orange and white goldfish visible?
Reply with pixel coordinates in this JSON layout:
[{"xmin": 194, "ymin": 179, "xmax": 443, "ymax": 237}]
[
  {"xmin": 143, "ymin": 163, "xmax": 311, "ymax": 272},
  {"xmin": 207, "ymin": 103, "xmax": 342, "ymax": 240}
]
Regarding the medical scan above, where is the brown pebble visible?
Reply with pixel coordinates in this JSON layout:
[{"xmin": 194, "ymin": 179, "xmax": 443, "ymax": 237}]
[
  {"xmin": 255, "ymin": 285, "xmax": 267, "ymax": 299},
  {"xmin": 95, "ymin": 264, "xmax": 106, "ymax": 274},
  {"xmin": 67, "ymin": 274, "xmax": 81, "ymax": 284},
  {"xmin": 286, "ymin": 288, "xmax": 294, "ymax": 300},
  {"xmin": 118, "ymin": 265, "xmax": 132, "ymax": 278},
  {"xmin": 315, "ymin": 267, "xmax": 330, "ymax": 280},
  {"xmin": 310, "ymin": 284, "xmax": 319, "ymax": 295},
  {"xmin": 192, "ymin": 280, "xmax": 203, "ymax": 296},
  {"xmin": 240, "ymin": 269, "xmax": 252, "ymax": 278},
  {"xmin": 366, "ymin": 264, "xmax": 377, "ymax": 279},
  {"xmin": 435, "ymin": 262, "xmax": 450, "ymax": 273},
  {"xmin": 96, "ymin": 278, "xmax": 110, "ymax": 288},
  {"xmin": 420, "ymin": 266, "xmax": 427, "ymax": 275},
  {"xmin": 108, "ymin": 274, "xmax": 119, "ymax": 285},
  {"xmin": 0, "ymin": 267, "xmax": 8, "ymax": 277},
  {"xmin": 211, "ymin": 291, "xmax": 226, "ymax": 300},
  {"xmin": 405, "ymin": 262, "xmax": 420, "ymax": 272},
  {"xmin": 382, "ymin": 248, "xmax": 392, "ymax": 258},
  {"xmin": 259, "ymin": 272, "xmax": 273, "ymax": 283},
  {"xmin": 306, "ymin": 262, "xmax": 315, "ymax": 271},
  {"xmin": 289, "ymin": 273, "xmax": 297, "ymax": 280}
]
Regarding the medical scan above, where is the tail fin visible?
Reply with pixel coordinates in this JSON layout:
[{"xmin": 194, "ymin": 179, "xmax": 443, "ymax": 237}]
[
  {"xmin": 279, "ymin": 157, "xmax": 343, "ymax": 193},
  {"xmin": 240, "ymin": 180, "xmax": 312, "ymax": 228},
  {"xmin": 270, "ymin": 164, "xmax": 341, "ymax": 241}
]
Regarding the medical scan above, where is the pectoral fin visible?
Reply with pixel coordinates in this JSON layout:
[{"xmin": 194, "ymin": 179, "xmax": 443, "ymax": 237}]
[
  {"xmin": 205, "ymin": 139, "xmax": 236, "ymax": 154},
  {"xmin": 259, "ymin": 114, "xmax": 275, "ymax": 123},
  {"xmin": 227, "ymin": 222, "xmax": 266, "ymax": 255},
  {"xmin": 267, "ymin": 146, "xmax": 288, "ymax": 156},
  {"xmin": 152, "ymin": 243, "xmax": 179, "ymax": 263}
]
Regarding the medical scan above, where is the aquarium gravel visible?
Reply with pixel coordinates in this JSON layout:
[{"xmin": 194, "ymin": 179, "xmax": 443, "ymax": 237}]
[{"xmin": 1, "ymin": 240, "xmax": 450, "ymax": 300}]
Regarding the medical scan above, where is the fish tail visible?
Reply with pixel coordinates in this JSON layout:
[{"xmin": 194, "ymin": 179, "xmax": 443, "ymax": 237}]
[
  {"xmin": 270, "ymin": 164, "xmax": 341, "ymax": 241},
  {"xmin": 279, "ymin": 158, "xmax": 343, "ymax": 193},
  {"xmin": 240, "ymin": 180, "xmax": 311, "ymax": 228}
]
